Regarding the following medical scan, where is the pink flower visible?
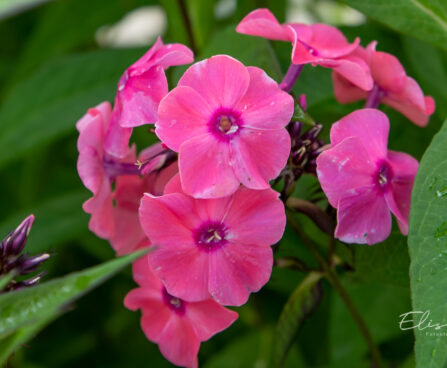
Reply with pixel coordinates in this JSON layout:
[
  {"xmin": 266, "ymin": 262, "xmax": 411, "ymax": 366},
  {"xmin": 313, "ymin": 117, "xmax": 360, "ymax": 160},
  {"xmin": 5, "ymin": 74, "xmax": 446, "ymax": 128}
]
[
  {"xmin": 124, "ymin": 255, "xmax": 238, "ymax": 368},
  {"xmin": 115, "ymin": 37, "xmax": 193, "ymax": 129},
  {"xmin": 156, "ymin": 55, "xmax": 293, "ymax": 198},
  {"xmin": 103, "ymin": 38, "xmax": 193, "ymax": 158},
  {"xmin": 332, "ymin": 42, "xmax": 435, "ymax": 126},
  {"xmin": 316, "ymin": 109, "xmax": 418, "ymax": 245},
  {"xmin": 236, "ymin": 8, "xmax": 372, "ymax": 91},
  {"xmin": 76, "ymin": 103, "xmax": 176, "ymax": 254},
  {"xmin": 139, "ymin": 174, "xmax": 286, "ymax": 306}
]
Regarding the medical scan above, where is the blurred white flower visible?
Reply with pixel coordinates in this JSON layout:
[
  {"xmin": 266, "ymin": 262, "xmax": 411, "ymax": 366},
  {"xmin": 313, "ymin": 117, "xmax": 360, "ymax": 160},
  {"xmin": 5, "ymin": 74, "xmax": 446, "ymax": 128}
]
[{"xmin": 96, "ymin": 6, "xmax": 167, "ymax": 48}]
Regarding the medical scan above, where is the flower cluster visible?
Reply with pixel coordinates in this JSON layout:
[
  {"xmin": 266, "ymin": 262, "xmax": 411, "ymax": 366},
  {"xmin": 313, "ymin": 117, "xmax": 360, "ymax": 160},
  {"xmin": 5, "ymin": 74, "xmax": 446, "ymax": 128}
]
[{"xmin": 76, "ymin": 7, "xmax": 435, "ymax": 367}]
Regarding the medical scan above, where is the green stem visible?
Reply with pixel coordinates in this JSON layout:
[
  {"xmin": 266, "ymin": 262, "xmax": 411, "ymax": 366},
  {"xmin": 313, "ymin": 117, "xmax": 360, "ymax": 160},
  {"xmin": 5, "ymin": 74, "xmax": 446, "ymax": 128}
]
[
  {"xmin": 176, "ymin": 0, "xmax": 198, "ymax": 54},
  {"xmin": 286, "ymin": 210, "xmax": 384, "ymax": 368}
]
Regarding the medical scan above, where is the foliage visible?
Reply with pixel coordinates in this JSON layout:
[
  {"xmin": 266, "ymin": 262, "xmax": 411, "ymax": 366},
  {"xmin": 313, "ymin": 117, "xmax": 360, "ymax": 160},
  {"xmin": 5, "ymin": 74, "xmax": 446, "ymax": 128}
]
[{"xmin": 0, "ymin": 0, "xmax": 446, "ymax": 367}]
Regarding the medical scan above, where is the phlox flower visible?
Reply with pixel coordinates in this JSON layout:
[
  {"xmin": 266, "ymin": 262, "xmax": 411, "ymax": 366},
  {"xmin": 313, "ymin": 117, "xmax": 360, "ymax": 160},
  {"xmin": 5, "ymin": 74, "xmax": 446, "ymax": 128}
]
[
  {"xmin": 124, "ymin": 255, "xmax": 238, "ymax": 368},
  {"xmin": 104, "ymin": 38, "xmax": 193, "ymax": 158},
  {"xmin": 156, "ymin": 54, "xmax": 293, "ymax": 198},
  {"xmin": 115, "ymin": 37, "xmax": 193, "ymax": 129},
  {"xmin": 332, "ymin": 42, "xmax": 435, "ymax": 126},
  {"xmin": 236, "ymin": 8, "xmax": 372, "ymax": 91},
  {"xmin": 316, "ymin": 109, "xmax": 418, "ymax": 245},
  {"xmin": 139, "ymin": 175, "xmax": 286, "ymax": 306},
  {"xmin": 76, "ymin": 102, "xmax": 176, "ymax": 254}
]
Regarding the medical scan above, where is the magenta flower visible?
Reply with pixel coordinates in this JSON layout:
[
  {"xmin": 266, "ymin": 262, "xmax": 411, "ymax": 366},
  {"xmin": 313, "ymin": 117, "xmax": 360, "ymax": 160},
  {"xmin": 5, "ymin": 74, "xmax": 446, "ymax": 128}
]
[
  {"xmin": 76, "ymin": 103, "xmax": 176, "ymax": 254},
  {"xmin": 316, "ymin": 109, "xmax": 418, "ymax": 245},
  {"xmin": 124, "ymin": 255, "xmax": 238, "ymax": 368},
  {"xmin": 236, "ymin": 8, "xmax": 373, "ymax": 91},
  {"xmin": 332, "ymin": 42, "xmax": 435, "ymax": 126},
  {"xmin": 139, "ymin": 174, "xmax": 286, "ymax": 306},
  {"xmin": 155, "ymin": 55, "xmax": 293, "ymax": 198}
]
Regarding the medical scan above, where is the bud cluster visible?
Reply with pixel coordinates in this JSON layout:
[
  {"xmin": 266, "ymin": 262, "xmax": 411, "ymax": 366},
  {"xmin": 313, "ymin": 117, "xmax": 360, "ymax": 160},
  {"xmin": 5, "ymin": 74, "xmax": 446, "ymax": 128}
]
[{"xmin": 0, "ymin": 215, "xmax": 50, "ymax": 292}]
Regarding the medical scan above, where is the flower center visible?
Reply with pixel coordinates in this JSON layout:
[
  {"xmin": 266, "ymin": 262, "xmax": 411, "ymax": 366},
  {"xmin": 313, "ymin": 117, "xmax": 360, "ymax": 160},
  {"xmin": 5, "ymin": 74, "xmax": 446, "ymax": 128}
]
[
  {"xmin": 374, "ymin": 160, "xmax": 393, "ymax": 192},
  {"xmin": 208, "ymin": 107, "xmax": 242, "ymax": 141},
  {"xmin": 162, "ymin": 287, "xmax": 186, "ymax": 315},
  {"xmin": 193, "ymin": 221, "xmax": 228, "ymax": 251}
]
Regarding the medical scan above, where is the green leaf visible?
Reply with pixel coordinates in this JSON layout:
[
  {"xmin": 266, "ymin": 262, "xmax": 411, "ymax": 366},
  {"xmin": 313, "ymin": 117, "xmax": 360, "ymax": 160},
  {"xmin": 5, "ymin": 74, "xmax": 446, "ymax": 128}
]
[
  {"xmin": 0, "ymin": 48, "xmax": 143, "ymax": 170},
  {"xmin": 272, "ymin": 271, "xmax": 323, "ymax": 367},
  {"xmin": 186, "ymin": 0, "xmax": 217, "ymax": 51},
  {"xmin": 342, "ymin": 0, "xmax": 447, "ymax": 51},
  {"xmin": 351, "ymin": 232, "xmax": 410, "ymax": 288},
  {"xmin": 0, "ymin": 311, "xmax": 58, "ymax": 364},
  {"xmin": 408, "ymin": 118, "xmax": 447, "ymax": 367},
  {"xmin": 0, "ymin": 249, "xmax": 146, "ymax": 339},
  {"xmin": 0, "ymin": 0, "xmax": 53, "ymax": 20},
  {"xmin": 10, "ymin": 0, "xmax": 150, "ymax": 79},
  {"xmin": 0, "ymin": 191, "xmax": 88, "ymax": 253},
  {"xmin": 329, "ymin": 278, "xmax": 411, "ymax": 367}
]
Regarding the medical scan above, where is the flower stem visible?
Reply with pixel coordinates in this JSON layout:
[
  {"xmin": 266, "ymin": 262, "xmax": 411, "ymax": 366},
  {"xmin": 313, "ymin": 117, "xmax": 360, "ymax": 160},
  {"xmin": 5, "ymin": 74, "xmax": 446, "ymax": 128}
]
[
  {"xmin": 364, "ymin": 84, "xmax": 382, "ymax": 109},
  {"xmin": 279, "ymin": 64, "xmax": 304, "ymax": 92},
  {"xmin": 286, "ymin": 210, "xmax": 384, "ymax": 368},
  {"xmin": 176, "ymin": 0, "xmax": 198, "ymax": 54}
]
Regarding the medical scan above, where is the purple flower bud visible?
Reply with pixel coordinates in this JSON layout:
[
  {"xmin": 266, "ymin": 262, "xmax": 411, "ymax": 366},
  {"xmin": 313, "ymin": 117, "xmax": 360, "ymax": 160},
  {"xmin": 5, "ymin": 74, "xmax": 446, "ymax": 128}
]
[
  {"xmin": 2, "ymin": 215, "xmax": 35, "ymax": 256},
  {"xmin": 11, "ymin": 271, "xmax": 46, "ymax": 291},
  {"xmin": 18, "ymin": 253, "xmax": 51, "ymax": 274}
]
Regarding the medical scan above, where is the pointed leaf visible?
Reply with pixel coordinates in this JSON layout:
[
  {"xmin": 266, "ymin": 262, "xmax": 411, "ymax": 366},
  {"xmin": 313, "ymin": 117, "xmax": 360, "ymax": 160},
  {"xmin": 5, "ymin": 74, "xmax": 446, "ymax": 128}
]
[{"xmin": 0, "ymin": 249, "xmax": 147, "ymax": 338}]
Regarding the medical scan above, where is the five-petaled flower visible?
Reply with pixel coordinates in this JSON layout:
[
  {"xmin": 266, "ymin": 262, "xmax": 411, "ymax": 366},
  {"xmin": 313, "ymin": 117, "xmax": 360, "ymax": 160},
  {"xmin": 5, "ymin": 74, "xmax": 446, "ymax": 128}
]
[
  {"xmin": 332, "ymin": 42, "xmax": 435, "ymax": 126},
  {"xmin": 139, "ymin": 175, "xmax": 286, "ymax": 306},
  {"xmin": 155, "ymin": 54, "xmax": 294, "ymax": 198},
  {"xmin": 316, "ymin": 108, "xmax": 418, "ymax": 245},
  {"xmin": 124, "ymin": 254, "xmax": 238, "ymax": 368}
]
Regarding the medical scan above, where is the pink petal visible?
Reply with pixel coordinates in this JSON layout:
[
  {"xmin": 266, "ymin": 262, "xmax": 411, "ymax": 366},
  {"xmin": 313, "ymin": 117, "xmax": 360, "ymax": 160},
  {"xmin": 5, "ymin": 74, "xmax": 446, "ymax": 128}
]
[
  {"xmin": 229, "ymin": 128, "xmax": 291, "ymax": 190},
  {"xmin": 77, "ymin": 146, "xmax": 104, "ymax": 195},
  {"xmin": 179, "ymin": 134, "xmax": 240, "ymax": 198},
  {"xmin": 187, "ymin": 299, "xmax": 238, "ymax": 341},
  {"xmin": 330, "ymin": 109, "xmax": 389, "ymax": 161},
  {"xmin": 225, "ymin": 187, "xmax": 286, "ymax": 246},
  {"xmin": 76, "ymin": 102, "xmax": 111, "ymax": 139},
  {"xmin": 369, "ymin": 49, "xmax": 407, "ymax": 94},
  {"xmin": 148, "ymin": 241, "xmax": 210, "ymax": 302},
  {"xmin": 208, "ymin": 241, "xmax": 273, "ymax": 306},
  {"xmin": 139, "ymin": 193, "xmax": 201, "ymax": 241},
  {"xmin": 178, "ymin": 55, "xmax": 250, "ymax": 108},
  {"xmin": 151, "ymin": 42, "xmax": 194, "ymax": 70},
  {"xmin": 236, "ymin": 67, "xmax": 294, "ymax": 130},
  {"xmin": 332, "ymin": 71, "xmax": 368, "ymax": 104},
  {"xmin": 103, "ymin": 104, "xmax": 133, "ymax": 159},
  {"xmin": 385, "ymin": 151, "xmax": 418, "ymax": 234},
  {"xmin": 236, "ymin": 8, "xmax": 292, "ymax": 41},
  {"xmin": 335, "ymin": 186, "xmax": 391, "ymax": 245},
  {"xmin": 131, "ymin": 254, "xmax": 163, "ymax": 288},
  {"xmin": 327, "ymin": 56, "xmax": 373, "ymax": 91},
  {"xmin": 164, "ymin": 173, "xmax": 183, "ymax": 194},
  {"xmin": 82, "ymin": 179, "xmax": 115, "ymax": 239},
  {"xmin": 384, "ymin": 77, "xmax": 435, "ymax": 127},
  {"xmin": 316, "ymin": 136, "xmax": 376, "ymax": 208},
  {"xmin": 157, "ymin": 315, "xmax": 200, "ymax": 368},
  {"xmin": 118, "ymin": 67, "xmax": 167, "ymax": 127},
  {"xmin": 156, "ymin": 86, "xmax": 212, "ymax": 151},
  {"xmin": 307, "ymin": 24, "xmax": 360, "ymax": 58}
]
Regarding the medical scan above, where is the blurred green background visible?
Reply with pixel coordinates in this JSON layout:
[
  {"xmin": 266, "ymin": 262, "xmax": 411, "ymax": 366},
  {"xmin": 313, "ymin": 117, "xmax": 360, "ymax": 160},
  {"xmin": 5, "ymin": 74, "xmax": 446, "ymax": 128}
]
[{"xmin": 0, "ymin": 0, "xmax": 446, "ymax": 367}]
